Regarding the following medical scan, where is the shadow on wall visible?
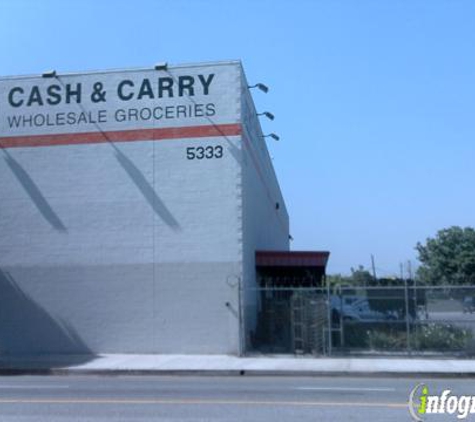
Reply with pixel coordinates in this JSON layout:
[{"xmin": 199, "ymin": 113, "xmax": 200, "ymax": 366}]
[
  {"xmin": 112, "ymin": 145, "xmax": 181, "ymax": 231},
  {"xmin": 42, "ymin": 78, "xmax": 181, "ymax": 231},
  {"xmin": 2, "ymin": 150, "xmax": 67, "ymax": 232},
  {"xmin": 0, "ymin": 269, "xmax": 95, "ymax": 369}
]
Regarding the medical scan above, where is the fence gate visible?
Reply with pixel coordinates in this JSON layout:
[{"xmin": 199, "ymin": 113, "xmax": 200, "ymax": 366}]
[{"xmin": 250, "ymin": 288, "xmax": 328, "ymax": 355}]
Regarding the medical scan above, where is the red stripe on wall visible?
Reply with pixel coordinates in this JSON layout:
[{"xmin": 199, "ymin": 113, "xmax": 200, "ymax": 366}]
[{"xmin": 0, "ymin": 123, "xmax": 242, "ymax": 148}]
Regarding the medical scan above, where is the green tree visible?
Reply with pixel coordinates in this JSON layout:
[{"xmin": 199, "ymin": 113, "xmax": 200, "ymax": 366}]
[
  {"xmin": 326, "ymin": 274, "xmax": 348, "ymax": 287},
  {"xmin": 326, "ymin": 266, "xmax": 374, "ymax": 287},
  {"xmin": 416, "ymin": 226, "xmax": 475, "ymax": 285},
  {"xmin": 350, "ymin": 265, "xmax": 374, "ymax": 285}
]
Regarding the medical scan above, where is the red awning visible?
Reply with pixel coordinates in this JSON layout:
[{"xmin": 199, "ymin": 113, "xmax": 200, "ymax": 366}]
[{"xmin": 256, "ymin": 251, "xmax": 330, "ymax": 268}]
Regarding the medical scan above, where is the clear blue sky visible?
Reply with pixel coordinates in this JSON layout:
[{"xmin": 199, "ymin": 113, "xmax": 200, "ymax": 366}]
[{"xmin": 1, "ymin": 0, "xmax": 474, "ymax": 276}]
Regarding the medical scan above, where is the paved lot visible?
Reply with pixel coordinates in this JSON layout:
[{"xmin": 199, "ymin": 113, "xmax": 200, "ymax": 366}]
[{"xmin": 0, "ymin": 375, "xmax": 473, "ymax": 421}]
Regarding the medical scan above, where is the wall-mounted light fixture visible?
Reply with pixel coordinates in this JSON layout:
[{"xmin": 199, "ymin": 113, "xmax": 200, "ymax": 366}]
[
  {"xmin": 248, "ymin": 83, "xmax": 269, "ymax": 93},
  {"xmin": 42, "ymin": 70, "xmax": 57, "ymax": 78},
  {"xmin": 154, "ymin": 62, "xmax": 168, "ymax": 71},
  {"xmin": 262, "ymin": 133, "xmax": 280, "ymax": 141},
  {"xmin": 257, "ymin": 111, "xmax": 275, "ymax": 121}
]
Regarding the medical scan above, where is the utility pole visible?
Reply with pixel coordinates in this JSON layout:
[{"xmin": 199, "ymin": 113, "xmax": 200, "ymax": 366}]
[
  {"xmin": 408, "ymin": 259, "xmax": 418, "ymax": 321},
  {"xmin": 404, "ymin": 274, "xmax": 411, "ymax": 353},
  {"xmin": 371, "ymin": 255, "xmax": 377, "ymax": 280},
  {"xmin": 407, "ymin": 260, "xmax": 413, "ymax": 280}
]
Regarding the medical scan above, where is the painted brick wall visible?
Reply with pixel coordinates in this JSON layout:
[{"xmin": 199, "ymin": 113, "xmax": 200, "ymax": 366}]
[
  {"xmin": 239, "ymin": 68, "xmax": 290, "ymax": 349},
  {"xmin": 0, "ymin": 61, "xmax": 288, "ymax": 355},
  {"xmin": 0, "ymin": 62, "xmax": 243, "ymax": 355}
]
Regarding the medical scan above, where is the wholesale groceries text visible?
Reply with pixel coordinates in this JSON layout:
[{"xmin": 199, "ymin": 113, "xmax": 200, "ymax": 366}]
[{"xmin": 3, "ymin": 73, "xmax": 217, "ymax": 129}]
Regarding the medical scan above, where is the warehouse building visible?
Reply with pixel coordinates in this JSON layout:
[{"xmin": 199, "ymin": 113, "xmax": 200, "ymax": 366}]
[{"xmin": 0, "ymin": 60, "xmax": 328, "ymax": 356}]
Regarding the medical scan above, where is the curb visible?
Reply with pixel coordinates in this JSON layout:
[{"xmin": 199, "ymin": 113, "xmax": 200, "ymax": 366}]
[{"xmin": 1, "ymin": 368, "xmax": 475, "ymax": 378}]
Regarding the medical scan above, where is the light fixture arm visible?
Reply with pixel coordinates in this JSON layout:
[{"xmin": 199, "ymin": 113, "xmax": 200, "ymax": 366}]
[
  {"xmin": 262, "ymin": 133, "xmax": 280, "ymax": 141},
  {"xmin": 42, "ymin": 70, "xmax": 57, "ymax": 78},
  {"xmin": 248, "ymin": 83, "xmax": 269, "ymax": 93},
  {"xmin": 257, "ymin": 111, "xmax": 275, "ymax": 121}
]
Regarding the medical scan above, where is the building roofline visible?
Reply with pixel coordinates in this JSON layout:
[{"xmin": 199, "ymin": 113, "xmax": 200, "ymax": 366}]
[{"xmin": 0, "ymin": 60, "xmax": 243, "ymax": 81}]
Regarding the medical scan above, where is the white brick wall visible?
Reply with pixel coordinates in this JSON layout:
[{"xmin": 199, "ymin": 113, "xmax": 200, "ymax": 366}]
[
  {"xmin": 0, "ymin": 61, "xmax": 288, "ymax": 355},
  {"xmin": 239, "ymin": 67, "xmax": 290, "ymax": 348}
]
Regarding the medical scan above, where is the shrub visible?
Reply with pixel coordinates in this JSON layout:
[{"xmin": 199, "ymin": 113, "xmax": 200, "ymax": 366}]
[
  {"xmin": 368, "ymin": 329, "xmax": 407, "ymax": 350},
  {"xmin": 413, "ymin": 323, "xmax": 473, "ymax": 351},
  {"xmin": 343, "ymin": 322, "xmax": 406, "ymax": 350},
  {"xmin": 340, "ymin": 321, "xmax": 473, "ymax": 352}
]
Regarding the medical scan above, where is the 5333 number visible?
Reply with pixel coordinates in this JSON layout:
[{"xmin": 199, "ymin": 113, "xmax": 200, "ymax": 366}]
[{"xmin": 186, "ymin": 145, "xmax": 223, "ymax": 160}]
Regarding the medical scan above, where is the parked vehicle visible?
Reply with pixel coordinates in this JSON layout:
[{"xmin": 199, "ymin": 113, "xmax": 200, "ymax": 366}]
[
  {"xmin": 331, "ymin": 295, "xmax": 396, "ymax": 322},
  {"xmin": 463, "ymin": 297, "xmax": 475, "ymax": 314}
]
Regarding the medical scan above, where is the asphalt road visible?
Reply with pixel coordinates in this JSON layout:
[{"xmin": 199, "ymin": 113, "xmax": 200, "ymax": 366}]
[{"xmin": 0, "ymin": 375, "xmax": 473, "ymax": 421}]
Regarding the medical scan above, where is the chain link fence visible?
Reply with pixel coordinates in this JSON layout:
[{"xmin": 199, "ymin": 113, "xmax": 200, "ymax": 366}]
[{"xmin": 245, "ymin": 285, "xmax": 475, "ymax": 356}]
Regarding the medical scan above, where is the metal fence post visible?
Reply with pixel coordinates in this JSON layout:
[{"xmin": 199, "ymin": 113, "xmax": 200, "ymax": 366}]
[
  {"xmin": 237, "ymin": 278, "xmax": 244, "ymax": 357},
  {"xmin": 404, "ymin": 278, "xmax": 411, "ymax": 353},
  {"xmin": 326, "ymin": 277, "xmax": 332, "ymax": 356}
]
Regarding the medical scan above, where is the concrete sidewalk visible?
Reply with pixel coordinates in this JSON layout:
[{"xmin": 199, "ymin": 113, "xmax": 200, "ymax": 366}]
[{"xmin": 1, "ymin": 354, "xmax": 475, "ymax": 376}]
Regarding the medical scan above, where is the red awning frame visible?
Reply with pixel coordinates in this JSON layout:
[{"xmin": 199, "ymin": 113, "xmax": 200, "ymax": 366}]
[{"xmin": 256, "ymin": 251, "xmax": 330, "ymax": 268}]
